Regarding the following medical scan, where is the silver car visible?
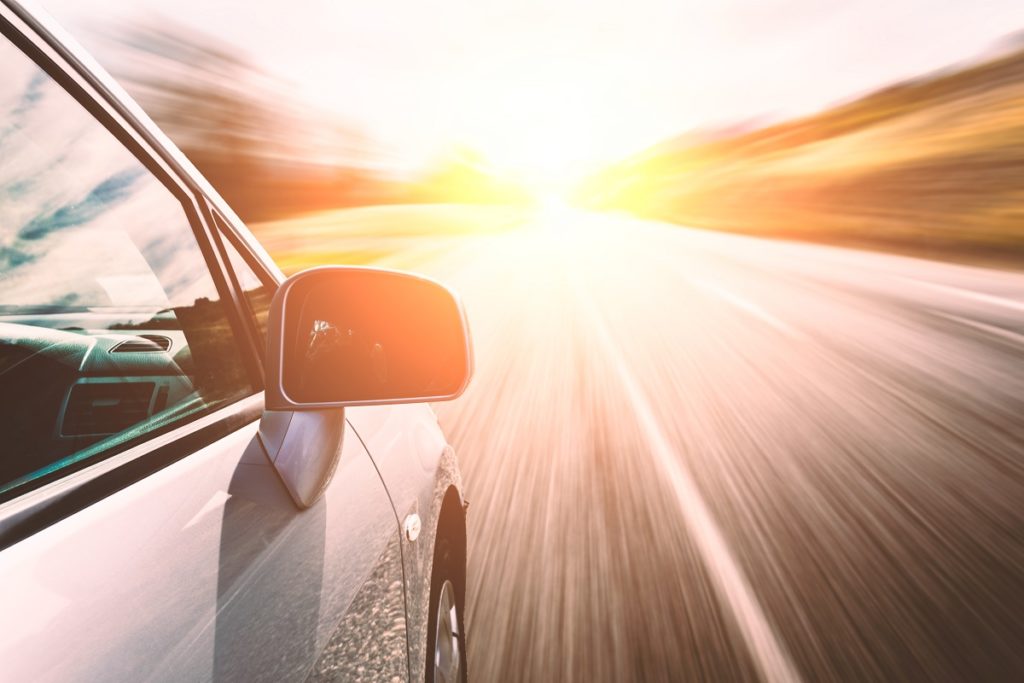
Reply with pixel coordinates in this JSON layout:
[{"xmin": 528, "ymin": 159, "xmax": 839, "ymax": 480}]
[{"xmin": 0, "ymin": 2, "xmax": 472, "ymax": 681}]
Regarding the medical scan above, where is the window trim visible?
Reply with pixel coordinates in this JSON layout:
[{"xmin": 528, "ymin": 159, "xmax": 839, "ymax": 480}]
[
  {"xmin": 208, "ymin": 205, "xmax": 279, "ymax": 370},
  {"xmin": 213, "ymin": 208, "xmax": 280, "ymax": 294},
  {"xmin": 0, "ymin": 6, "xmax": 271, "ymax": 521},
  {"xmin": 195, "ymin": 199, "xmax": 269, "ymax": 384}
]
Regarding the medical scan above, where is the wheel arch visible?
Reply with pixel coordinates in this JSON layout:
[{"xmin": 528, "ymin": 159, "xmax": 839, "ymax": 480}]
[
  {"xmin": 434, "ymin": 484, "xmax": 467, "ymax": 593},
  {"xmin": 425, "ymin": 483, "xmax": 469, "ymax": 683}
]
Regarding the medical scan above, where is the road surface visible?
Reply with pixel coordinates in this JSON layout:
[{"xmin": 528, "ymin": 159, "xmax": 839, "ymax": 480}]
[{"xmin": 258, "ymin": 205, "xmax": 1024, "ymax": 681}]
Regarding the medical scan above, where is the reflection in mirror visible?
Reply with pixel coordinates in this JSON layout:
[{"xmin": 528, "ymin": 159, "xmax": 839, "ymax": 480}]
[{"xmin": 278, "ymin": 268, "xmax": 470, "ymax": 406}]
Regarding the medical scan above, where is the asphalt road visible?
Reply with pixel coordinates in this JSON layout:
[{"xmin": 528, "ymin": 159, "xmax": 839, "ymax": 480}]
[{"xmin": 261, "ymin": 206, "xmax": 1024, "ymax": 682}]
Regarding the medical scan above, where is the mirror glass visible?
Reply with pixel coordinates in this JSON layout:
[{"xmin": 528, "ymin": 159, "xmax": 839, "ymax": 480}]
[{"xmin": 280, "ymin": 268, "xmax": 470, "ymax": 405}]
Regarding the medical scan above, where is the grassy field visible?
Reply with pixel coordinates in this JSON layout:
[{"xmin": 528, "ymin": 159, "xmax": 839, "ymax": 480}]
[
  {"xmin": 582, "ymin": 46, "xmax": 1024, "ymax": 266},
  {"xmin": 249, "ymin": 203, "xmax": 531, "ymax": 274}
]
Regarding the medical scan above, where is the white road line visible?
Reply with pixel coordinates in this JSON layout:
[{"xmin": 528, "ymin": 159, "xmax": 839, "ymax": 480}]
[
  {"xmin": 573, "ymin": 279, "xmax": 803, "ymax": 683},
  {"xmin": 933, "ymin": 311, "xmax": 1024, "ymax": 347},
  {"xmin": 905, "ymin": 278, "xmax": 1024, "ymax": 313},
  {"xmin": 688, "ymin": 277, "xmax": 800, "ymax": 337}
]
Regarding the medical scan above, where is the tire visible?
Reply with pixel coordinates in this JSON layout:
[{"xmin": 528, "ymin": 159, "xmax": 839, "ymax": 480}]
[{"xmin": 425, "ymin": 535, "xmax": 468, "ymax": 683}]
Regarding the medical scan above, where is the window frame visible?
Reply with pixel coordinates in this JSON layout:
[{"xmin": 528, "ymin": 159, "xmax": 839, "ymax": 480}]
[
  {"xmin": 208, "ymin": 205, "xmax": 280, "ymax": 366},
  {"xmin": 0, "ymin": 3, "xmax": 274, "ymax": 537}
]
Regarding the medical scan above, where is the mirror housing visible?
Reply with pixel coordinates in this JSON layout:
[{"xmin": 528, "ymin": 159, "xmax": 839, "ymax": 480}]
[{"xmin": 264, "ymin": 266, "xmax": 473, "ymax": 410}]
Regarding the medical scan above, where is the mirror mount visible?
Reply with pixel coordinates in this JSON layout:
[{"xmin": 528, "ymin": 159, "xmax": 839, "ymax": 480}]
[{"xmin": 258, "ymin": 408, "xmax": 344, "ymax": 508}]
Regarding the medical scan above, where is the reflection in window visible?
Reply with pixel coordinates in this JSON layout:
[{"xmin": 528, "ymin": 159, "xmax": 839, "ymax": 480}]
[{"xmin": 0, "ymin": 35, "xmax": 253, "ymax": 496}]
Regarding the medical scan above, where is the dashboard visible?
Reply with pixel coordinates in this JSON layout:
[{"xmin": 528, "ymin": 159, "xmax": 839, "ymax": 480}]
[{"xmin": 0, "ymin": 314, "xmax": 197, "ymax": 485}]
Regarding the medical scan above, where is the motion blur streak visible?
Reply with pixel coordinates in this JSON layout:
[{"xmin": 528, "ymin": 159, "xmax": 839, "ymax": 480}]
[
  {"xmin": 256, "ymin": 205, "xmax": 1024, "ymax": 681},
  {"xmin": 575, "ymin": 279, "xmax": 802, "ymax": 683}
]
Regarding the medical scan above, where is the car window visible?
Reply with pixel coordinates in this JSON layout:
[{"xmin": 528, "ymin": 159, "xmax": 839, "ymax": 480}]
[
  {"xmin": 215, "ymin": 215, "xmax": 274, "ymax": 346},
  {"xmin": 0, "ymin": 32, "xmax": 254, "ymax": 497}
]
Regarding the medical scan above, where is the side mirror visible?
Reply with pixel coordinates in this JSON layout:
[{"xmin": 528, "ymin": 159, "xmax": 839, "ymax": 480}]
[{"xmin": 265, "ymin": 266, "xmax": 473, "ymax": 410}]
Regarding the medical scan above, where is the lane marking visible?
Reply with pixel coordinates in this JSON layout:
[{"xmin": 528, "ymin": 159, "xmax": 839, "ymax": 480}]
[
  {"xmin": 573, "ymin": 279, "xmax": 802, "ymax": 683},
  {"xmin": 905, "ymin": 278, "xmax": 1024, "ymax": 313},
  {"xmin": 688, "ymin": 277, "xmax": 800, "ymax": 337},
  {"xmin": 933, "ymin": 311, "xmax": 1024, "ymax": 347}
]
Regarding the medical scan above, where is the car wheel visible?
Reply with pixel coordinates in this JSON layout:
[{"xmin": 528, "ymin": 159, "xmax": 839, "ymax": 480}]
[{"xmin": 426, "ymin": 536, "xmax": 468, "ymax": 683}]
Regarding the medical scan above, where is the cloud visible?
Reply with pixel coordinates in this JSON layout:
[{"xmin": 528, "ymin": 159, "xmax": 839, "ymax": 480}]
[{"xmin": 18, "ymin": 168, "xmax": 144, "ymax": 240}]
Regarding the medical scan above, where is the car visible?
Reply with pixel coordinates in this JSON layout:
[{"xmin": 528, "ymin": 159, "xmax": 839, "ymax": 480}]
[{"xmin": 0, "ymin": 1, "xmax": 472, "ymax": 681}]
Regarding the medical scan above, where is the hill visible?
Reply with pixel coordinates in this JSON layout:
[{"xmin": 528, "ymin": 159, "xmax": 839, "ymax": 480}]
[{"xmin": 580, "ymin": 46, "xmax": 1024, "ymax": 265}]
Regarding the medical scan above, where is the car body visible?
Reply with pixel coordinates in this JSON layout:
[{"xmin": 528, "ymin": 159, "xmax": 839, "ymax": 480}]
[{"xmin": 0, "ymin": 2, "xmax": 470, "ymax": 681}]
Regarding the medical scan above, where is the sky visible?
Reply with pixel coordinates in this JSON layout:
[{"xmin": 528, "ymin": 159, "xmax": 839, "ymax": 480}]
[{"xmin": 39, "ymin": 0, "xmax": 1024, "ymax": 183}]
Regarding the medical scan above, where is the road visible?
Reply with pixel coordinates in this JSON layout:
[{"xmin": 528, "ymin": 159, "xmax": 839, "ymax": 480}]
[{"xmin": 259, "ymin": 205, "xmax": 1024, "ymax": 681}]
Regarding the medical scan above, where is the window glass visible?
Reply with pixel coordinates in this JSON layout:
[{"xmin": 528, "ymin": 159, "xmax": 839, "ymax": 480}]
[
  {"xmin": 215, "ymin": 216, "xmax": 273, "ymax": 345},
  {"xmin": 0, "ymin": 34, "xmax": 253, "ymax": 496}
]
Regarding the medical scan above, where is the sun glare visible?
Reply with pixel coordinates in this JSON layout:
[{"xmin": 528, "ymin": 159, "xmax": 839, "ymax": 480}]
[{"xmin": 449, "ymin": 57, "xmax": 653, "ymax": 203}]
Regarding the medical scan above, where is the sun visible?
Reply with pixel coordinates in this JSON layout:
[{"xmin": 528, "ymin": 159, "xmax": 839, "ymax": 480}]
[{"xmin": 447, "ymin": 56, "xmax": 652, "ymax": 202}]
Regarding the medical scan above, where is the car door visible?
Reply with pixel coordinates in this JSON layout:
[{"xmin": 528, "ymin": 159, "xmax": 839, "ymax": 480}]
[{"xmin": 0, "ymin": 10, "xmax": 408, "ymax": 681}]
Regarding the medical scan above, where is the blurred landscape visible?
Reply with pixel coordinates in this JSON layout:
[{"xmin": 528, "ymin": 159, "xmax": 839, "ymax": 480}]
[
  {"xmin": 102, "ymin": 22, "xmax": 1024, "ymax": 268},
  {"xmin": 103, "ymin": 24, "xmax": 529, "ymax": 224},
  {"xmin": 579, "ymin": 37, "xmax": 1024, "ymax": 267}
]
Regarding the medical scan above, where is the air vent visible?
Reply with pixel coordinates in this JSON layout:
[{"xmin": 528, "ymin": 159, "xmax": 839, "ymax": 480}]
[
  {"xmin": 111, "ymin": 334, "xmax": 172, "ymax": 353},
  {"xmin": 62, "ymin": 382, "xmax": 155, "ymax": 436}
]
